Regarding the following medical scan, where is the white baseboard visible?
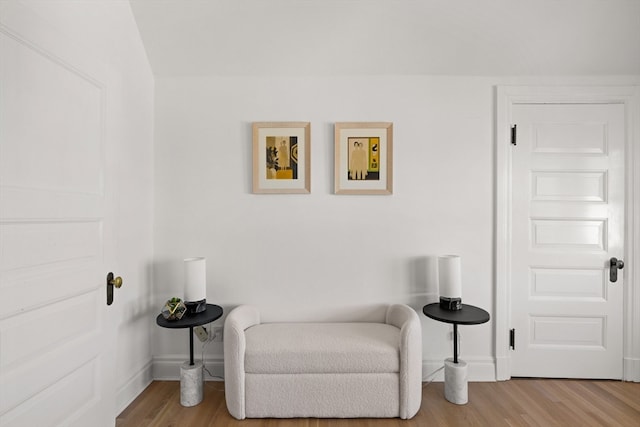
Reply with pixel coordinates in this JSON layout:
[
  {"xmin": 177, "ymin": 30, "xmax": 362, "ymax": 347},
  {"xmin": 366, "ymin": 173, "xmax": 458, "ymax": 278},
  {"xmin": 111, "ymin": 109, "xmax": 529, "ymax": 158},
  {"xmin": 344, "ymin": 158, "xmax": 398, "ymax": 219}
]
[
  {"xmin": 116, "ymin": 360, "xmax": 154, "ymax": 415},
  {"xmin": 624, "ymin": 357, "xmax": 640, "ymax": 382},
  {"xmin": 423, "ymin": 358, "xmax": 496, "ymax": 382},
  {"xmin": 495, "ymin": 355, "xmax": 511, "ymax": 381},
  {"xmin": 152, "ymin": 356, "xmax": 496, "ymax": 383},
  {"xmin": 152, "ymin": 354, "xmax": 225, "ymax": 381}
]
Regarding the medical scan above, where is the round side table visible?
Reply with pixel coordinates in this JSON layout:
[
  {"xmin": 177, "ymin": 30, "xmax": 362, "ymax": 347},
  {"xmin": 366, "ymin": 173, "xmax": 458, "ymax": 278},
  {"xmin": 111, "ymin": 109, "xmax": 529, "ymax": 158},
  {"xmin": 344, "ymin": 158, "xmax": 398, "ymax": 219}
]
[
  {"xmin": 423, "ymin": 303, "xmax": 490, "ymax": 405},
  {"xmin": 156, "ymin": 303, "xmax": 223, "ymax": 406}
]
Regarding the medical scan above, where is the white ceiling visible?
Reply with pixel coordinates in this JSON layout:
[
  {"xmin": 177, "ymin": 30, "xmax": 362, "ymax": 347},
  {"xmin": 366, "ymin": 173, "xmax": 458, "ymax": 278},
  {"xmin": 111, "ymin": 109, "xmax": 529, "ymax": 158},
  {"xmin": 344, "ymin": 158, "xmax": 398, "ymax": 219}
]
[{"xmin": 129, "ymin": 0, "xmax": 640, "ymax": 77}]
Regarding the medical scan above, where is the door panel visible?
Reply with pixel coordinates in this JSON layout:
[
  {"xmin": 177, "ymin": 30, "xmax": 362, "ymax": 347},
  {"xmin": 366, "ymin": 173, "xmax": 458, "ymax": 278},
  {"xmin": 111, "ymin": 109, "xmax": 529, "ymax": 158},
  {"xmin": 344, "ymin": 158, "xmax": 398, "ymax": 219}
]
[
  {"xmin": 531, "ymin": 171, "xmax": 606, "ymax": 202},
  {"xmin": 529, "ymin": 315, "xmax": 605, "ymax": 347},
  {"xmin": 530, "ymin": 219, "xmax": 606, "ymax": 250},
  {"xmin": 511, "ymin": 102, "xmax": 625, "ymax": 379},
  {"xmin": 530, "ymin": 267, "xmax": 606, "ymax": 300},
  {"xmin": 533, "ymin": 122, "xmax": 608, "ymax": 154},
  {"xmin": 0, "ymin": 3, "xmax": 116, "ymax": 425}
]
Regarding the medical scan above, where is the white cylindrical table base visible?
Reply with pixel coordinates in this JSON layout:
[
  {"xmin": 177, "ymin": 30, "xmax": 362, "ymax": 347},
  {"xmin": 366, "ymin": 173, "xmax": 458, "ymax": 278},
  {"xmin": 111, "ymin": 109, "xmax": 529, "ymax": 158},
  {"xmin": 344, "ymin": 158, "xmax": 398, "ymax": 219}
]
[
  {"xmin": 444, "ymin": 357, "xmax": 468, "ymax": 405},
  {"xmin": 180, "ymin": 361, "xmax": 203, "ymax": 407}
]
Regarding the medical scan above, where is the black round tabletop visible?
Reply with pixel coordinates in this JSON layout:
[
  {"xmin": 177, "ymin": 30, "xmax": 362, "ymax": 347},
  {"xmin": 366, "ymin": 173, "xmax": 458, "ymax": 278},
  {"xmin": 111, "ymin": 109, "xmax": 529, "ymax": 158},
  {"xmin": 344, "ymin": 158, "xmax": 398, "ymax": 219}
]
[
  {"xmin": 156, "ymin": 303, "xmax": 223, "ymax": 329},
  {"xmin": 423, "ymin": 303, "xmax": 490, "ymax": 325}
]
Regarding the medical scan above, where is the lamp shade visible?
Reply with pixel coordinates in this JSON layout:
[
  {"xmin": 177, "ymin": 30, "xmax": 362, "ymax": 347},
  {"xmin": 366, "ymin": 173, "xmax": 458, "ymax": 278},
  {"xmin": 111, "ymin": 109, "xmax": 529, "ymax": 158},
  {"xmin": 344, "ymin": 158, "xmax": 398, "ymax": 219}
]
[
  {"xmin": 439, "ymin": 255, "xmax": 462, "ymax": 300},
  {"xmin": 184, "ymin": 257, "xmax": 206, "ymax": 303}
]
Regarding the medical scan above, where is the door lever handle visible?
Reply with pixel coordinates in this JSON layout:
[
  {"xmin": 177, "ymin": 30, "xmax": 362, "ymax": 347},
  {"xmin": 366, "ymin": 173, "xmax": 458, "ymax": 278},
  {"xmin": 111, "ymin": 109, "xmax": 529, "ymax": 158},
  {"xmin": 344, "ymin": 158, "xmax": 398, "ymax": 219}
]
[
  {"xmin": 106, "ymin": 272, "xmax": 123, "ymax": 305},
  {"xmin": 610, "ymin": 257, "xmax": 624, "ymax": 283}
]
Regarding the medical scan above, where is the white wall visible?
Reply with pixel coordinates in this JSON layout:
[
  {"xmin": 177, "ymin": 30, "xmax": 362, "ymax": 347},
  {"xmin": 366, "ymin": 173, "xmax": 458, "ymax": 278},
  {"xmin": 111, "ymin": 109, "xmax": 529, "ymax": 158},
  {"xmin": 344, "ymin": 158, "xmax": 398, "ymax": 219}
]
[
  {"xmin": 101, "ymin": 5, "xmax": 155, "ymax": 412},
  {"xmin": 19, "ymin": 0, "xmax": 156, "ymax": 412},
  {"xmin": 153, "ymin": 75, "xmax": 638, "ymax": 380}
]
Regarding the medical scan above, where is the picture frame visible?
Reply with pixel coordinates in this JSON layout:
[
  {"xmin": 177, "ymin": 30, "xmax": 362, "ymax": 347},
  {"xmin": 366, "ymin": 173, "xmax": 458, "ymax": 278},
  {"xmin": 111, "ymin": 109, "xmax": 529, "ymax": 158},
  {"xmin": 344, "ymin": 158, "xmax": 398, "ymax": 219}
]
[
  {"xmin": 252, "ymin": 122, "xmax": 311, "ymax": 194},
  {"xmin": 334, "ymin": 122, "xmax": 393, "ymax": 195}
]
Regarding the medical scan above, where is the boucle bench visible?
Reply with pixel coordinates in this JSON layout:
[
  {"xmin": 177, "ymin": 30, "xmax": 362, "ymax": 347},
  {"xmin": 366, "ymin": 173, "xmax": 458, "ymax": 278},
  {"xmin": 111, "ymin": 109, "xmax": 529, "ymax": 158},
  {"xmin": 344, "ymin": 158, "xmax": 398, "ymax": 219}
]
[{"xmin": 223, "ymin": 304, "xmax": 422, "ymax": 419}]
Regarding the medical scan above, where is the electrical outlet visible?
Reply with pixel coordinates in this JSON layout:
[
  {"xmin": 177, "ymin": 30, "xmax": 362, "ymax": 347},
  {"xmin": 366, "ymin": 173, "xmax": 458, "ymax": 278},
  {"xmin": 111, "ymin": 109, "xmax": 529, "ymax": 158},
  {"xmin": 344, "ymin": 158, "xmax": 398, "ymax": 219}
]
[
  {"xmin": 212, "ymin": 326, "xmax": 223, "ymax": 342},
  {"xmin": 194, "ymin": 326, "xmax": 208, "ymax": 342}
]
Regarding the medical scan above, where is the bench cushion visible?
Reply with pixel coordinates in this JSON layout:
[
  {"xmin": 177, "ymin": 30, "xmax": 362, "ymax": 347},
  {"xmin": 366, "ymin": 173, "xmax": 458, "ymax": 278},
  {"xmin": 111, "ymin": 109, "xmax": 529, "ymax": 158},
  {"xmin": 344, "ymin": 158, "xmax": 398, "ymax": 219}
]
[
  {"xmin": 244, "ymin": 322, "xmax": 400, "ymax": 374},
  {"xmin": 245, "ymin": 373, "xmax": 400, "ymax": 418}
]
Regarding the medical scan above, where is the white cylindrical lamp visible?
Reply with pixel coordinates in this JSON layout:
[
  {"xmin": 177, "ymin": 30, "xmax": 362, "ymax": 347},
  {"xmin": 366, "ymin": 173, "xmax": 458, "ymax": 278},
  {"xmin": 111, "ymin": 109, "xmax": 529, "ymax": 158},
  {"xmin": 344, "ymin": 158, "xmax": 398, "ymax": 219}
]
[
  {"xmin": 439, "ymin": 255, "xmax": 462, "ymax": 310},
  {"xmin": 184, "ymin": 257, "xmax": 207, "ymax": 314}
]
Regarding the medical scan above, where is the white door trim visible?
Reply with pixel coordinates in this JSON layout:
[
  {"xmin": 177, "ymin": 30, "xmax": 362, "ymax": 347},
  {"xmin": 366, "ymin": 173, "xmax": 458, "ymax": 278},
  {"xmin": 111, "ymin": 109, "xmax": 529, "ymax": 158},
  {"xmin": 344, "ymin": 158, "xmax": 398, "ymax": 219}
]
[{"xmin": 495, "ymin": 85, "xmax": 640, "ymax": 381}]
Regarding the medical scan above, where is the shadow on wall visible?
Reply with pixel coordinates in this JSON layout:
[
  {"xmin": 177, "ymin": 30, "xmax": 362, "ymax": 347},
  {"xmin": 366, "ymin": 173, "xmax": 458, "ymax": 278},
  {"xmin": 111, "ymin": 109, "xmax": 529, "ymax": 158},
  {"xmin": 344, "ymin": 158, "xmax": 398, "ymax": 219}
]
[
  {"xmin": 119, "ymin": 262, "xmax": 156, "ymax": 325},
  {"xmin": 407, "ymin": 255, "xmax": 439, "ymax": 311},
  {"xmin": 152, "ymin": 258, "xmax": 185, "ymax": 306}
]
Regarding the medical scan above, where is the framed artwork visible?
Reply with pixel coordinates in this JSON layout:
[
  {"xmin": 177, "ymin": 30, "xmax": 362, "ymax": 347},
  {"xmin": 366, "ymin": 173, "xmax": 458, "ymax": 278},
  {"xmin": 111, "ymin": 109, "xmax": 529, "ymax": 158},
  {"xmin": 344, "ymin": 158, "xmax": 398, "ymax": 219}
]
[
  {"xmin": 334, "ymin": 122, "xmax": 393, "ymax": 195},
  {"xmin": 252, "ymin": 122, "xmax": 310, "ymax": 194}
]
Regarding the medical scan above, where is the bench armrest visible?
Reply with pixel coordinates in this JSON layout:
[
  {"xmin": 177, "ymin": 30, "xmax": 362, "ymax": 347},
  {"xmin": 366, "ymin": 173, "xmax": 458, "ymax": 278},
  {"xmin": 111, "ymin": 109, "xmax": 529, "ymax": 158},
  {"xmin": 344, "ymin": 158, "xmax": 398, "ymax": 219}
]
[
  {"xmin": 385, "ymin": 304, "xmax": 422, "ymax": 419},
  {"xmin": 224, "ymin": 305, "xmax": 261, "ymax": 420}
]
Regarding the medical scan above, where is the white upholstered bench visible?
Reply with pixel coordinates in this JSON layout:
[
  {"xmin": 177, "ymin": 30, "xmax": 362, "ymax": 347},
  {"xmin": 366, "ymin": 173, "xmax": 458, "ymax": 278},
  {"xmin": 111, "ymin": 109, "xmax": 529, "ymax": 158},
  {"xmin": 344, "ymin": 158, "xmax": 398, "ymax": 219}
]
[{"xmin": 223, "ymin": 304, "xmax": 422, "ymax": 419}]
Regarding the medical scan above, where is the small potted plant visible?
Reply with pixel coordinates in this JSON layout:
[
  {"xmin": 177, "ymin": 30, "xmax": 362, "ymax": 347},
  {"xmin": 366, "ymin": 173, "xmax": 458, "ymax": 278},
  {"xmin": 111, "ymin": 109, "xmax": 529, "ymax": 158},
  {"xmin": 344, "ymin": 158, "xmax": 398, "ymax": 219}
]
[{"xmin": 162, "ymin": 297, "xmax": 187, "ymax": 321}]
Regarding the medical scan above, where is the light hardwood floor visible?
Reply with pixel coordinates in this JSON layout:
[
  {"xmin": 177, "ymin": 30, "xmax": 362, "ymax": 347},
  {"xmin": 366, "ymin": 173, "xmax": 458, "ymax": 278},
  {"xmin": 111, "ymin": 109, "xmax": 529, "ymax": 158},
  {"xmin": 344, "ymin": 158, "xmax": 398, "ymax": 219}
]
[{"xmin": 117, "ymin": 379, "xmax": 640, "ymax": 427}]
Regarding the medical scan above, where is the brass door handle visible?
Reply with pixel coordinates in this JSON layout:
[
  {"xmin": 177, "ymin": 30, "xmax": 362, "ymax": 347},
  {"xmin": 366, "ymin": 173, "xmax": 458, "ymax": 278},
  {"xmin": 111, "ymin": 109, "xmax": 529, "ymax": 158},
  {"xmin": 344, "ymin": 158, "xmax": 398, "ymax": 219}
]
[
  {"xmin": 107, "ymin": 272, "xmax": 123, "ymax": 305},
  {"xmin": 111, "ymin": 276, "xmax": 123, "ymax": 288}
]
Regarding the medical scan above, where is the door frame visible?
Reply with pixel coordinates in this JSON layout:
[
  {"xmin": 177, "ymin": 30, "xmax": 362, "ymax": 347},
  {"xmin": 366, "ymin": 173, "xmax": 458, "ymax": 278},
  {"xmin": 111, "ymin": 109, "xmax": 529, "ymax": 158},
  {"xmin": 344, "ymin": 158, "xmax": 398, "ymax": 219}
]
[{"xmin": 495, "ymin": 85, "xmax": 640, "ymax": 381}]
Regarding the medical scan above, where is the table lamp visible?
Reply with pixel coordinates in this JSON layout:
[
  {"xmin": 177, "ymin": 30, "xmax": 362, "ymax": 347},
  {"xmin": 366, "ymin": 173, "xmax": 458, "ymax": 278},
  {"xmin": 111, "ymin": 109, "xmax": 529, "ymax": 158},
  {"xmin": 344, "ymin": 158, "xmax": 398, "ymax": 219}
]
[
  {"xmin": 184, "ymin": 257, "xmax": 207, "ymax": 314},
  {"xmin": 439, "ymin": 255, "xmax": 462, "ymax": 310}
]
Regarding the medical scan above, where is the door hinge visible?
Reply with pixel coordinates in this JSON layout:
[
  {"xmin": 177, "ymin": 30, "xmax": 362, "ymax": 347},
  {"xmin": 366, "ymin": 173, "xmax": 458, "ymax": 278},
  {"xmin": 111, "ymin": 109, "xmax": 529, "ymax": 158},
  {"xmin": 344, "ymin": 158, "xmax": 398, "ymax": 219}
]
[
  {"xmin": 509, "ymin": 328, "xmax": 515, "ymax": 350},
  {"xmin": 511, "ymin": 125, "xmax": 517, "ymax": 146}
]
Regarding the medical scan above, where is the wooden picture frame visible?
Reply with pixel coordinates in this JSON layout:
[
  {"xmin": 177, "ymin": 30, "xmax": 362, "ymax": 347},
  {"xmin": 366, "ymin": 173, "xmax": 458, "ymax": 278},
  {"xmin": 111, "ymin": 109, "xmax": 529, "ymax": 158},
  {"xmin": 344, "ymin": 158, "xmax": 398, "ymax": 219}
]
[
  {"xmin": 334, "ymin": 122, "xmax": 393, "ymax": 195},
  {"xmin": 252, "ymin": 122, "xmax": 311, "ymax": 194}
]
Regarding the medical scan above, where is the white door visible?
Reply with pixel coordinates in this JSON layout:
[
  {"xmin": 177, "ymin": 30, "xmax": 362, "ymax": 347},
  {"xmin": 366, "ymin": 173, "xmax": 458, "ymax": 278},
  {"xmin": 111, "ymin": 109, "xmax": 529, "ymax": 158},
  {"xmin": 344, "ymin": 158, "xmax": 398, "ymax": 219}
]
[
  {"xmin": 0, "ymin": 3, "xmax": 118, "ymax": 426},
  {"xmin": 510, "ymin": 102, "xmax": 625, "ymax": 379}
]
